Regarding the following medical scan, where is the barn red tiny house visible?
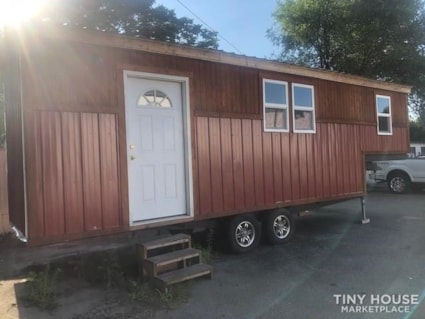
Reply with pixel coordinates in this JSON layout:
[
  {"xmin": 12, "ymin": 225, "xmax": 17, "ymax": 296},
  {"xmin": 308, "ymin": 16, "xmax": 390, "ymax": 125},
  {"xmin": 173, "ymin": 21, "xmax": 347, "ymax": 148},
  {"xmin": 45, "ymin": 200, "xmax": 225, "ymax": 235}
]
[{"xmin": 3, "ymin": 27, "xmax": 410, "ymax": 247}]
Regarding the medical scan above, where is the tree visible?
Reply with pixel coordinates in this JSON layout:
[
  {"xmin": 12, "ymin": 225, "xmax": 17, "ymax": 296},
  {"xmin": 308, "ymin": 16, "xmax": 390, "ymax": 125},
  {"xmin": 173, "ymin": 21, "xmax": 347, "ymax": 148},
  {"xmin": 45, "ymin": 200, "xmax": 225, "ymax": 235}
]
[
  {"xmin": 269, "ymin": 0, "xmax": 425, "ymax": 115},
  {"xmin": 35, "ymin": 0, "xmax": 218, "ymax": 49},
  {"xmin": 269, "ymin": 0, "xmax": 349, "ymax": 69},
  {"xmin": 410, "ymin": 120, "xmax": 425, "ymax": 142}
]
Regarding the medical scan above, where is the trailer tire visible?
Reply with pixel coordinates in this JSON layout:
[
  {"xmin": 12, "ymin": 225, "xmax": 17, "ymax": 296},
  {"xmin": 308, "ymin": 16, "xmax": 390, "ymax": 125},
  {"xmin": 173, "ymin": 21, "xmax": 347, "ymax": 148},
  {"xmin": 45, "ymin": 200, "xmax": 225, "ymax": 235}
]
[
  {"xmin": 227, "ymin": 215, "xmax": 261, "ymax": 253},
  {"xmin": 264, "ymin": 209, "xmax": 294, "ymax": 245}
]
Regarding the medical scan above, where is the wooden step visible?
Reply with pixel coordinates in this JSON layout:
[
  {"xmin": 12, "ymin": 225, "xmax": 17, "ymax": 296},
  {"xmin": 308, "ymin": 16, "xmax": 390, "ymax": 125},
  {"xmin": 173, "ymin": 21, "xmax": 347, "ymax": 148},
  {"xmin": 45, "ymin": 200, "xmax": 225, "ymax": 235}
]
[
  {"xmin": 137, "ymin": 233, "xmax": 193, "ymax": 277},
  {"xmin": 147, "ymin": 248, "xmax": 200, "ymax": 267},
  {"xmin": 139, "ymin": 233, "xmax": 191, "ymax": 251},
  {"xmin": 144, "ymin": 248, "xmax": 200, "ymax": 277},
  {"xmin": 154, "ymin": 263, "xmax": 213, "ymax": 291}
]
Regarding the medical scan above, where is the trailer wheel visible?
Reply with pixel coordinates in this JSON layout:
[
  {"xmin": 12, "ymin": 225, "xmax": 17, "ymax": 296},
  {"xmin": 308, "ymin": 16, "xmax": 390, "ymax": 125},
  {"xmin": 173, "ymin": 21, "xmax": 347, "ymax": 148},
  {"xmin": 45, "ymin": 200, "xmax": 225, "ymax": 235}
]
[
  {"xmin": 387, "ymin": 171, "xmax": 410, "ymax": 194},
  {"xmin": 227, "ymin": 215, "xmax": 261, "ymax": 253},
  {"xmin": 264, "ymin": 209, "xmax": 294, "ymax": 245}
]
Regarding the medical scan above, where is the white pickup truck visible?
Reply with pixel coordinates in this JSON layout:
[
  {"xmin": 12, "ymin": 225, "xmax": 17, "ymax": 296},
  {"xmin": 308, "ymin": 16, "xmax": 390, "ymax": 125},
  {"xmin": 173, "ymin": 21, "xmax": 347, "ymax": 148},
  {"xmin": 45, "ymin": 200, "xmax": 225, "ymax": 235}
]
[{"xmin": 371, "ymin": 158, "xmax": 425, "ymax": 193}]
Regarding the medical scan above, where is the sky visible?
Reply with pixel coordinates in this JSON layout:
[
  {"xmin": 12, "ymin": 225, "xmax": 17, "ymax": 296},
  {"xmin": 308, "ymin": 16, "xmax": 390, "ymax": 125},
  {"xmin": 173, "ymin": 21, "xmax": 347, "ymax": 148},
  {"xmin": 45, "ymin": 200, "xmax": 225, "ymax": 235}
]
[{"xmin": 155, "ymin": 0, "xmax": 280, "ymax": 59}]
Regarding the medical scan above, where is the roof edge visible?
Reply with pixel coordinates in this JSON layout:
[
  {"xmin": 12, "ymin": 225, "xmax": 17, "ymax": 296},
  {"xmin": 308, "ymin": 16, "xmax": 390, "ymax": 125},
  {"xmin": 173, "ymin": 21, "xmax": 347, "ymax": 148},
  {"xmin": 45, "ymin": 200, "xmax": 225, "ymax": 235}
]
[{"xmin": 12, "ymin": 26, "xmax": 412, "ymax": 94}]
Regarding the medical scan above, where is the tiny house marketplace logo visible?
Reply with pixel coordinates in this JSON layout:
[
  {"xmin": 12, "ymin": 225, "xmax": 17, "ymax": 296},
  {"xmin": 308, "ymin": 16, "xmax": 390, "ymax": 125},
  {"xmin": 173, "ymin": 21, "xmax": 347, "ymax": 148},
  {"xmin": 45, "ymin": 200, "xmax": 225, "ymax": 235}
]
[{"xmin": 333, "ymin": 294, "xmax": 419, "ymax": 314}]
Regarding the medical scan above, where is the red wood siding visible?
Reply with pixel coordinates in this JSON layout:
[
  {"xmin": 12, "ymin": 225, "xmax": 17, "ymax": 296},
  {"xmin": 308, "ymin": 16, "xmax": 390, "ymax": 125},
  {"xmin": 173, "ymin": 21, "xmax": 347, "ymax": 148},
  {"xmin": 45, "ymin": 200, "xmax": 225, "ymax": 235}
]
[
  {"xmin": 194, "ymin": 117, "xmax": 408, "ymax": 218},
  {"xmin": 28, "ymin": 111, "xmax": 121, "ymax": 241},
  {"xmin": 5, "ymin": 32, "xmax": 409, "ymax": 243},
  {"xmin": 0, "ymin": 149, "xmax": 9, "ymax": 233},
  {"xmin": 360, "ymin": 126, "xmax": 409, "ymax": 154},
  {"xmin": 62, "ymin": 112, "xmax": 84, "ymax": 234},
  {"xmin": 260, "ymin": 72, "xmax": 408, "ymax": 127},
  {"xmin": 4, "ymin": 41, "xmax": 26, "ymax": 234}
]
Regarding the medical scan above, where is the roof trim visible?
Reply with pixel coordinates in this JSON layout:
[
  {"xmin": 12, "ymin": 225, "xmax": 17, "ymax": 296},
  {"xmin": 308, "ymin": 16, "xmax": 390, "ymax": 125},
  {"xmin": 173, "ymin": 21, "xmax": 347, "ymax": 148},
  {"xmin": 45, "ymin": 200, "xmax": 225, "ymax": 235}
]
[{"xmin": 17, "ymin": 27, "xmax": 412, "ymax": 94}]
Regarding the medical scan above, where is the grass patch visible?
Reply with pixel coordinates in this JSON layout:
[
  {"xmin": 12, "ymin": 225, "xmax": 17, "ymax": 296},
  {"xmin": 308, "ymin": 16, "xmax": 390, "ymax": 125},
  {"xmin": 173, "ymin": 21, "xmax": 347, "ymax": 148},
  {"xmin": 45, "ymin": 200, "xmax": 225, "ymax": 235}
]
[
  {"xmin": 26, "ymin": 265, "xmax": 61, "ymax": 310},
  {"xmin": 193, "ymin": 227, "xmax": 216, "ymax": 264},
  {"xmin": 99, "ymin": 252, "xmax": 126, "ymax": 289},
  {"xmin": 193, "ymin": 243, "xmax": 213, "ymax": 264},
  {"xmin": 21, "ymin": 242, "xmax": 201, "ymax": 313},
  {"xmin": 129, "ymin": 280, "xmax": 189, "ymax": 309},
  {"xmin": 58, "ymin": 249, "xmax": 134, "ymax": 288}
]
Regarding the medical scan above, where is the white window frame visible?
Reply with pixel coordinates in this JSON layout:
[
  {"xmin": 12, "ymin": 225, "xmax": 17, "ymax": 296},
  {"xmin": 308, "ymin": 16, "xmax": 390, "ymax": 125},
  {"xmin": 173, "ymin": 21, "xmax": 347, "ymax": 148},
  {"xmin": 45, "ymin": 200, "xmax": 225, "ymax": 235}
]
[
  {"xmin": 292, "ymin": 83, "xmax": 316, "ymax": 133},
  {"xmin": 376, "ymin": 95, "xmax": 392, "ymax": 135},
  {"xmin": 263, "ymin": 79, "xmax": 289, "ymax": 132}
]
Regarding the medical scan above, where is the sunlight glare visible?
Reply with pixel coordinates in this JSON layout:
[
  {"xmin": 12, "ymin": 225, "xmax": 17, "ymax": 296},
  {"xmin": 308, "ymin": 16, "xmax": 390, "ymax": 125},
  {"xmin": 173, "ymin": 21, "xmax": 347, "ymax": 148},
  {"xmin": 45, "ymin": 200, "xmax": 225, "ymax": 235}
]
[{"xmin": 0, "ymin": 0, "xmax": 46, "ymax": 27}]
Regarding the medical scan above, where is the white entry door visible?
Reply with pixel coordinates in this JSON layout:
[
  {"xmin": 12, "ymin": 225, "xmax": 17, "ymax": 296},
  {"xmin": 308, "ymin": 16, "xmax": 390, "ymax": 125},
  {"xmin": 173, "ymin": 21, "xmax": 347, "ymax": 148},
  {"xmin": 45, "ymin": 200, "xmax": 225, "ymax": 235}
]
[{"xmin": 125, "ymin": 74, "xmax": 188, "ymax": 223}]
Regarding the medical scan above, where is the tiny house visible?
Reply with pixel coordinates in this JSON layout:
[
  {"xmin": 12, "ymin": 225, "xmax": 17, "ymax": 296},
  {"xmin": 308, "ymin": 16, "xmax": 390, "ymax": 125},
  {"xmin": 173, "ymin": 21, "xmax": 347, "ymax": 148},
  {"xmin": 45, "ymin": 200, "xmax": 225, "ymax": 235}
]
[{"xmin": 3, "ymin": 27, "xmax": 410, "ymax": 249}]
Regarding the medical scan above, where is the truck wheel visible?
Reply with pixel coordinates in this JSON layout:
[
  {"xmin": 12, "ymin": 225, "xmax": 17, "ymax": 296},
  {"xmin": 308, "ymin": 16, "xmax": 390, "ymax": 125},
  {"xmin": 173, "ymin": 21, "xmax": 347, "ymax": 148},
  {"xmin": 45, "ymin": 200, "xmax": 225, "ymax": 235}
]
[
  {"xmin": 387, "ymin": 172, "xmax": 411, "ymax": 194},
  {"xmin": 227, "ymin": 215, "xmax": 261, "ymax": 253},
  {"xmin": 264, "ymin": 209, "xmax": 294, "ymax": 245}
]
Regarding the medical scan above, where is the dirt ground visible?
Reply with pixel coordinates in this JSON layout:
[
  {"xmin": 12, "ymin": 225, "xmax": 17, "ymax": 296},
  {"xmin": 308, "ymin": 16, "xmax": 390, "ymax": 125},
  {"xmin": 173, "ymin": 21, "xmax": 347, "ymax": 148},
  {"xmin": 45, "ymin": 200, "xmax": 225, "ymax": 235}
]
[
  {"xmin": 0, "ymin": 277, "xmax": 160, "ymax": 319},
  {"xmin": 0, "ymin": 233, "xmax": 191, "ymax": 319}
]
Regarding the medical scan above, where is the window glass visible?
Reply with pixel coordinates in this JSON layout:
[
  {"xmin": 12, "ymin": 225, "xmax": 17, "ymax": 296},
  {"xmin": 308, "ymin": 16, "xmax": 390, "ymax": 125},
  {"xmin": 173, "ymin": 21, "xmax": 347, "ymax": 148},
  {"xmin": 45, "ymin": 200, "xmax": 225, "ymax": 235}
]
[
  {"xmin": 378, "ymin": 117, "xmax": 390, "ymax": 132},
  {"xmin": 376, "ymin": 95, "xmax": 392, "ymax": 135},
  {"xmin": 377, "ymin": 97, "xmax": 390, "ymax": 114},
  {"xmin": 138, "ymin": 89, "xmax": 172, "ymax": 108},
  {"xmin": 265, "ymin": 108, "xmax": 287, "ymax": 130},
  {"xmin": 294, "ymin": 110, "xmax": 313, "ymax": 131},
  {"xmin": 265, "ymin": 82, "xmax": 286, "ymax": 104},
  {"xmin": 293, "ymin": 86, "xmax": 313, "ymax": 108},
  {"xmin": 263, "ymin": 79, "xmax": 288, "ymax": 132},
  {"xmin": 292, "ymin": 84, "xmax": 315, "ymax": 133}
]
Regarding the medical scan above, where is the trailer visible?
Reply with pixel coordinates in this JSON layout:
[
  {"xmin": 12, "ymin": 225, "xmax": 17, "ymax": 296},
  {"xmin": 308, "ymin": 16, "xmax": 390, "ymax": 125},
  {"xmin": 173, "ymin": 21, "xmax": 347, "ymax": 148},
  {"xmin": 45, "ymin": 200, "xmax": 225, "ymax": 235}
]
[{"xmin": 2, "ymin": 26, "xmax": 410, "ymax": 250}]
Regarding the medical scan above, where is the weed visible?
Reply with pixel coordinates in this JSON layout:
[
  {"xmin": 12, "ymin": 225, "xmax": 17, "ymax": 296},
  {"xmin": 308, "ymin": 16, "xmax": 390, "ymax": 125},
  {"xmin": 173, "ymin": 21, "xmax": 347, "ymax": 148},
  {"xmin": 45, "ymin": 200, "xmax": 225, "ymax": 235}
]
[
  {"xmin": 129, "ymin": 280, "xmax": 189, "ymax": 309},
  {"xmin": 98, "ymin": 251, "xmax": 126, "ymax": 288},
  {"xmin": 194, "ymin": 243, "xmax": 212, "ymax": 264},
  {"xmin": 206, "ymin": 227, "xmax": 215, "ymax": 250},
  {"xmin": 71, "ymin": 251, "xmax": 126, "ymax": 288},
  {"xmin": 129, "ymin": 280, "xmax": 156, "ymax": 304},
  {"xmin": 156, "ymin": 284, "xmax": 189, "ymax": 309},
  {"xmin": 193, "ymin": 228, "xmax": 215, "ymax": 264},
  {"xmin": 27, "ymin": 265, "xmax": 61, "ymax": 310}
]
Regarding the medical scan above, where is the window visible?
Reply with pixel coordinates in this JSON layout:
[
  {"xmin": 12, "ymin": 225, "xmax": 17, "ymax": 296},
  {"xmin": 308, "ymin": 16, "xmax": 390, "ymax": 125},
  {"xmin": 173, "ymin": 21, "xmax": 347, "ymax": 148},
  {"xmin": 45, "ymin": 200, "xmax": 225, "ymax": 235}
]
[
  {"xmin": 292, "ymin": 84, "xmax": 315, "ymax": 133},
  {"xmin": 263, "ymin": 79, "xmax": 289, "ymax": 132},
  {"xmin": 376, "ymin": 95, "xmax": 392, "ymax": 135},
  {"xmin": 138, "ymin": 89, "xmax": 172, "ymax": 108}
]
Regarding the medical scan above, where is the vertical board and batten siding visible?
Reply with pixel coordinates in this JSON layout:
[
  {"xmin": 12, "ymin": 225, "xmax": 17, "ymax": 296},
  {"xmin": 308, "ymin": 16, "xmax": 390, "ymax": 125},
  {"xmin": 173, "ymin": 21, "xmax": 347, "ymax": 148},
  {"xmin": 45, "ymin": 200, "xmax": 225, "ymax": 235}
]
[
  {"xmin": 8, "ymin": 32, "xmax": 409, "ymax": 243},
  {"xmin": 18, "ymin": 39, "xmax": 124, "ymax": 243},
  {"xmin": 28, "ymin": 111, "xmax": 121, "ymax": 241},
  {"xmin": 3, "ymin": 41, "xmax": 26, "ymax": 234},
  {"xmin": 195, "ymin": 120, "xmax": 367, "ymax": 218},
  {"xmin": 193, "ymin": 73, "xmax": 408, "ymax": 218},
  {"xmin": 0, "ymin": 149, "xmax": 9, "ymax": 233}
]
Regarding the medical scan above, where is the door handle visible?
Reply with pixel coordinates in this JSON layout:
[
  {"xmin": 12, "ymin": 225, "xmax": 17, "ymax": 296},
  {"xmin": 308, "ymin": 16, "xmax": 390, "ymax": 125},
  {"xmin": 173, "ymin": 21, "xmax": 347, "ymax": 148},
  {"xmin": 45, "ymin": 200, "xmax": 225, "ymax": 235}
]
[{"xmin": 130, "ymin": 155, "xmax": 136, "ymax": 161}]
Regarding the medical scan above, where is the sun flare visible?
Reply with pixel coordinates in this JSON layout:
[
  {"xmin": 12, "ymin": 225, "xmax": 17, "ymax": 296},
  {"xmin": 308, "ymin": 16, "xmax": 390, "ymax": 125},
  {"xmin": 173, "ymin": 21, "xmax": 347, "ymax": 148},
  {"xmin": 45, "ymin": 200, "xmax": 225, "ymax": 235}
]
[{"xmin": 0, "ymin": 0, "xmax": 46, "ymax": 27}]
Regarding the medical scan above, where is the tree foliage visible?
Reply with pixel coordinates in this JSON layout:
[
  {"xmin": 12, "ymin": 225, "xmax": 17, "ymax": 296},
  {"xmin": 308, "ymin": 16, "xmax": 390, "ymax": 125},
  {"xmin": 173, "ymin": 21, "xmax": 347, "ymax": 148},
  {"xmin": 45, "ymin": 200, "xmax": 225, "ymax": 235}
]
[
  {"xmin": 270, "ymin": 0, "xmax": 425, "ymax": 115},
  {"xmin": 37, "ymin": 0, "xmax": 218, "ymax": 49},
  {"xmin": 269, "ymin": 0, "xmax": 348, "ymax": 69},
  {"xmin": 410, "ymin": 119, "xmax": 425, "ymax": 142}
]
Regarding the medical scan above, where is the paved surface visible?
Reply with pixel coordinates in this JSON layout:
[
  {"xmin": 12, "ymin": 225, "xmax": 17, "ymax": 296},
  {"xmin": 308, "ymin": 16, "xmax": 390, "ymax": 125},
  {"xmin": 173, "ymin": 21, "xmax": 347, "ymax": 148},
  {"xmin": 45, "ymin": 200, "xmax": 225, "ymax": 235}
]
[
  {"xmin": 155, "ymin": 190, "xmax": 425, "ymax": 319},
  {"xmin": 1, "ymin": 188, "xmax": 424, "ymax": 319}
]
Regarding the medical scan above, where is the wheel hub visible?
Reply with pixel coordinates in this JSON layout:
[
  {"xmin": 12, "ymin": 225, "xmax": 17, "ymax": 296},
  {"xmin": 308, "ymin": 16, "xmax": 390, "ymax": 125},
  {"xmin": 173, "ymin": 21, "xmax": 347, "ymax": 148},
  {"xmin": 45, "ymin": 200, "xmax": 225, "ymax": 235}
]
[
  {"xmin": 273, "ymin": 215, "xmax": 290, "ymax": 239},
  {"xmin": 235, "ymin": 221, "xmax": 255, "ymax": 247}
]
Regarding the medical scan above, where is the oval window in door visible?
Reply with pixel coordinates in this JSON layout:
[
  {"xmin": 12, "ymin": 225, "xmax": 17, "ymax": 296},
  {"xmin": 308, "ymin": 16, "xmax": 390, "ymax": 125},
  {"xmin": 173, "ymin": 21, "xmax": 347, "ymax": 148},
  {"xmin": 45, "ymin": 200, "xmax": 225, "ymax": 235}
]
[{"xmin": 137, "ymin": 89, "xmax": 172, "ymax": 108}]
